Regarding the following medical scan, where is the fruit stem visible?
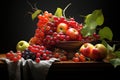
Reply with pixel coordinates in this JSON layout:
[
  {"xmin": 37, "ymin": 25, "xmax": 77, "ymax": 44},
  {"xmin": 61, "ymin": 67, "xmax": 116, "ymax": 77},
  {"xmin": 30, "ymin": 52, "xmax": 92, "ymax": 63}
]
[
  {"xmin": 27, "ymin": 0, "xmax": 38, "ymax": 12},
  {"xmin": 63, "ymin": 3, "xmax": 71, "ymax": 19}
]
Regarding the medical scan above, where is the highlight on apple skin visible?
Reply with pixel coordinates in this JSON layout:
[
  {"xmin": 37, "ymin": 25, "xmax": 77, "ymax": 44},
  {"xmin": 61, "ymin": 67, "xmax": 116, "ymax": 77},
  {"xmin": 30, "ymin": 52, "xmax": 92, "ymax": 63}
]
[{"xmin": 16, "ymin": 40, "xmax": 30, "ymax": 52}]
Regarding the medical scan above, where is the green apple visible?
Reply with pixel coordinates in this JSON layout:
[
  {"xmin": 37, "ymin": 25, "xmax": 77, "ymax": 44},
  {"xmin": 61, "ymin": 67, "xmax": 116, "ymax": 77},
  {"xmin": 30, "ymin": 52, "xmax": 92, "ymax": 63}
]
[{"xmin": 16, "ymin": 40, "xmax": 29, "ymax": 52}]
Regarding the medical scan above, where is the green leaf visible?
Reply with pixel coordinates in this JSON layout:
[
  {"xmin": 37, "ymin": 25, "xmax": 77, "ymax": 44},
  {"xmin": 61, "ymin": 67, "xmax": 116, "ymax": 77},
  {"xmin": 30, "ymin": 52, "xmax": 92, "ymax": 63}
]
[
  {"xmin": 85, "ymin": 9, "xmax": 104, "ymax": 26},
  {"xmin": 107, "ymin": 43, "xmax": 116, "ymax": 54},
  {"xmin": 32, "ymin": 10, "xmax": 41, "ymax": 20},
  {"xmin": 110, "ymin": 58, "xmax": 120, "ymax": 68},
  {"xmin": 54, "ymin": 8, "xmax": 63, "ymax": 17},
  {"xmin": 102, "ymin": 40, "xmax": 115, "ymax": 54},
  {"xmin": 115, "ymin": 51, "xmax": 120, "ymax": 58},
  {"xmin": 101, "ymin": 40, "xmax": 108, "ymax": 47},
  {"xmin": 81, "ymin": 9, "xmax": 104, "ymax": 37},
  {"xmin": 96, "ymin": 12, "xmax": 104, "ymax": 26},
  {"xmin": 81, "ymin": 24, "xmax": 96, "ymax": 37},
  {"xmin": 99, "ymin": 27, "xmax": 113, "ymax": 40}
]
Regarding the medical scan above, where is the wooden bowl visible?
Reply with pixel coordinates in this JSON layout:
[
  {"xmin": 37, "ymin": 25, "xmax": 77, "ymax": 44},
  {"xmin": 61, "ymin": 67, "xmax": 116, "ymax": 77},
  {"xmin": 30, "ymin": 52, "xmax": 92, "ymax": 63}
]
[
  {"xmin": 55, "ymin": 41, "xmax": 84, "ymax": 59},
  {"xmin": 55, "ymin": 41, "xmax": 84, "ymax": 52}
]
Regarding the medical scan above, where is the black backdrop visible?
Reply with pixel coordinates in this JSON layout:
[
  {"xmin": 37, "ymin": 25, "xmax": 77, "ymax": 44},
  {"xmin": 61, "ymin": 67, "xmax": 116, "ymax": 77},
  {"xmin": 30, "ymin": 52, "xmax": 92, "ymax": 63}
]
[{"xmin": 0, "ymin": 0, "xmax": 119, "ymax": 53}]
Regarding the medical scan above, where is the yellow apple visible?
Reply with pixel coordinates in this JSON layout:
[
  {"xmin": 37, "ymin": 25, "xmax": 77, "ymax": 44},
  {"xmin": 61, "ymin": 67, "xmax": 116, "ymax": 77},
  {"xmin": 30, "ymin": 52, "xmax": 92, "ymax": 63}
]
[
  {"xmin": 89, "ymin": 44, "xmax": 107, "ymax": 60},
  {"xmin": 57, "ymin": 23, "xmax": 68, "ymax": 33},
  {"xmin": 16, "ymin": 40, "xmax": 29, "ymax": 52}
]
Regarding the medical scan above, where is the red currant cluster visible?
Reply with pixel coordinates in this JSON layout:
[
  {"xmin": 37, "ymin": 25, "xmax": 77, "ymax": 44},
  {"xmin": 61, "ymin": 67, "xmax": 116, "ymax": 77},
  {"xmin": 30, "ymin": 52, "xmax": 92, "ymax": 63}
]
[
  {"xmin": 6, "ymin": 51, "xmax": 22, "ymax": 62},
  {"xmin": 53, "ymin": 48, "xmax": 68, "ymax": 61},
  {"xmin": 53, "ymin": 49, "xmax": 87, "ymax": 62},
  {"xmin": 72, "ymin": 52, "xmax": 86, "ymax": 62},
  {"xmin": 29, "ymin": 11, "xmax": 52, "ymax": 45}
]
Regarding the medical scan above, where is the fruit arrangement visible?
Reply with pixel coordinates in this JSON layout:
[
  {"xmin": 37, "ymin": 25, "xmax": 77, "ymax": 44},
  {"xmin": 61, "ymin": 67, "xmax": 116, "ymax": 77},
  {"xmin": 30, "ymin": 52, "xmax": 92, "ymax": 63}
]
[
  {"xmin": 5, "ymin": 3, "xmax": 120, "ymax": 67},
  {"xmin": 80, "ymin": 43, "xmax": 107, "ymax": 61}
]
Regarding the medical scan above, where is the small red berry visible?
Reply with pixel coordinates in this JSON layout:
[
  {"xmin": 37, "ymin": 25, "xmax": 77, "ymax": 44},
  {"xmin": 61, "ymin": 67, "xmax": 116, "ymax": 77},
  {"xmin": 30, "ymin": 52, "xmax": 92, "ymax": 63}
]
[
  {"xmin": 36, "ymin": 58, "xmax": 40, "ymax": 63},
  {"xmin": 73, "ymin": 57, "xmax": 79, "ymax": 62},
  {"xmin": 12, "ymin": 57, "xmax": 18, "ymax": 62},
  {"xmin": 79, "ymin": 54, "xmax": 86, "ymax": 62}
]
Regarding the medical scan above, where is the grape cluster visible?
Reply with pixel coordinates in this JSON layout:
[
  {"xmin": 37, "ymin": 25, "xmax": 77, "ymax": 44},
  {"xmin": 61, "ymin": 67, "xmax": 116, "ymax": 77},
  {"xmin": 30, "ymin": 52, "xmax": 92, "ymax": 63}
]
[
  {"xmin": 29, "ymin": 11, "xmax": 85, "ymax": 49},
  {"xmin": 22, "ymin": 49, "xmax": 36, "ymax": 60},
  {"xmin": 22, "ymin": 44, "xmax": 52, "ymax": 63}
]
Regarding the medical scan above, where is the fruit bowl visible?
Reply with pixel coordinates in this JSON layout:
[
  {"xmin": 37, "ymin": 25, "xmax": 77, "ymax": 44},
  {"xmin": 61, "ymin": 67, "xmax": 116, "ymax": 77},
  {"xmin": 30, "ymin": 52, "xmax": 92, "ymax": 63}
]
[
  {"xmin": 55, "ymin": 41, "xmax": 84, "ymax": 59},
  {"xmin": 55, "ymin": 41, "xmax": 84, "ymax": 51}
]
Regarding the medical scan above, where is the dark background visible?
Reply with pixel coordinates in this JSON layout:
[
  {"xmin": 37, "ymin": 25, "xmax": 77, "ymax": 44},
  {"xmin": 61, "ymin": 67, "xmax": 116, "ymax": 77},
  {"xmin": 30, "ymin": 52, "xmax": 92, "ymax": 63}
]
[{"xmin": 0, "ymin": 0, "xmax": 119, "ymax": 53}]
